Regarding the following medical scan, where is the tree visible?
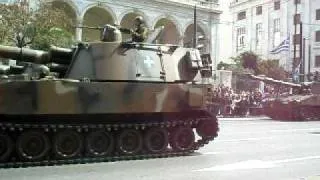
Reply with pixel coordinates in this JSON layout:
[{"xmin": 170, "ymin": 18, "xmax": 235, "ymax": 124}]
[
  {"xmin": 0, "ymin": 0, "xmax": 74, "ymax": 50},
  {"xmin": 257, "ymin": 59, "xmax": 288, "ymax": 80},
  {"xmin": 229, "ymin": 51, "xmax": 288, "ymax": 80},
  {"xmin": 230, "ymin": 51, "xmax": 260, "ymax": 74}
]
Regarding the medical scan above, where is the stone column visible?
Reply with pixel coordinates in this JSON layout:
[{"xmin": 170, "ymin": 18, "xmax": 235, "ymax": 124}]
[
  {"xmin": 75, "ymin": 19, "xmax": 83, "ymax": 41},
  {"xmin": 179, "ymin": 35, "xmax": 184, "ymax": 46}
]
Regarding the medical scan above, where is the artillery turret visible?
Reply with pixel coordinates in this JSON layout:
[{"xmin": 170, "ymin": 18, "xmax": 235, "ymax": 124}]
[{"xmin": 0, "ymin": 24, "xmax": 218, "ymax": 168}]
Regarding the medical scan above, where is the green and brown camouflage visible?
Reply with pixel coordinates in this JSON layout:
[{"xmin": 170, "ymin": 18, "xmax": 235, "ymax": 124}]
[
  {"xmin": 0, "ymin": 24, "xmax": 218, "ymax": 168},
  {"xmin": 0, "ymin": 80, "xmax": 207, "ymax": 114}
]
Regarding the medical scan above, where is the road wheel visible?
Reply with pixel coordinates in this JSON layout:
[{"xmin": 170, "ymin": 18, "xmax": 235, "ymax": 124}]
[
  {"xmin": 86, "ymin": 131, "xmax": 114, "ymax": 156},
  {"xmin": 196, "ymin": 118, "xmax": 219, "ymax": 138},
  {"xmin": 0, "ymin": 133, "xmax": 13, "ymax": 162},
  {"xmin": 17, "ymin": 131, "xmax": 50, "ymax": 161},
  {"xmin": 54, "ymin": 130, "xmax": 82, "ymax": 158},
  {"xmin": 170, "ymin": 127, "xmax": 195, "ymax": 151},
  {"xmin": 144, "ymin": 128, "xmax": 168, "ymax": 153},
  {"xmin": 300, "ymin": 107, "xmax": 312, "ymax": 120},
  {"xmin": 118, "ymin": 129, "xmax": 143, "ymax": 155}
]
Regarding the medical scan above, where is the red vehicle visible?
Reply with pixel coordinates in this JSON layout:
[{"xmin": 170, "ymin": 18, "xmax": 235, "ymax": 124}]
[{"xmin": 248, "ymin": 74, "xmax": 320, "ymax": 121}]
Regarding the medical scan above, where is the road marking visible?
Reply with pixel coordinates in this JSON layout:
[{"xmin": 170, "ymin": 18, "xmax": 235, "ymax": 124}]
[
  {"xmin": 201, "ymin": 152, "xmax": 228, "ymax": 155},
  {"xmin": 301, "ymin": 175, "xmax": 320, "ymax": 180},
  {"xmin": 222, "ymin": 128, "xmax": 320, "ymax": 136},
  {"xmin": 194, "ymin": 155, "xmax": 320, "ymax": 172},
  {"xmin": 271, "ymin": 128, "xmax": 320, "ymax": 133},
  {"xmin": 215, "ymin": 137, "xmax": 274, "ymax": 143}
]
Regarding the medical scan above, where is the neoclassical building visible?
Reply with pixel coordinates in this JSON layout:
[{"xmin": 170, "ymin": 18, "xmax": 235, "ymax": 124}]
[
  {"xmin": 1, "ymin": 0, "xmax": 222, "ymax": 68},
  {"xmin": 46, "ymin": 0, "xmax": 221, "ymax": 66}
]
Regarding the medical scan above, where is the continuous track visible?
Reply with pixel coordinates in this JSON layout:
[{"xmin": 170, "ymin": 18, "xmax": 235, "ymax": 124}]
[{"xmin": 0, "ymin": 113, "xmax": 218, "ymax": 169}]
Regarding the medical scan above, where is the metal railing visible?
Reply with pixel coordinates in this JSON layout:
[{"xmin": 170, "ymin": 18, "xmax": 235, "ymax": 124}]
[{"xmin": 230, "ymin": 0, "xmax": 247, "ymax": 7}]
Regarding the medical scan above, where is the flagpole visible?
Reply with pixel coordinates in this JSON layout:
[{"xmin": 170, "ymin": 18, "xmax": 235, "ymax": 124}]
[
  {"xmin": 299, "ymin": 22, "xmax": 304, "ymax": 82},
  {"xmin": 293, "ymin": 0, "xmax": 298, "ymax": 83}
]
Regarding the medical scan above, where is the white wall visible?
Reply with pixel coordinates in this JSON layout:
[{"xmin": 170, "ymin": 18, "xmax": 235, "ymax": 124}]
[{"xmin": 218, "ymin": 0, "xmax": 233, "ymax": 63}]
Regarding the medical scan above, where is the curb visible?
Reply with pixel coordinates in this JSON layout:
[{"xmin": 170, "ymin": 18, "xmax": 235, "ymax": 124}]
[{"xmin": 218, "ymin": 116, "xmax": 271, "ymax": 121}]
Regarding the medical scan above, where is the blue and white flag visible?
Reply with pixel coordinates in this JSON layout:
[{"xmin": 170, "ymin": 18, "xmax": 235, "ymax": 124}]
[{"xmin": 270, "ymin": 36, "xmax": 290, "ymax": 54}]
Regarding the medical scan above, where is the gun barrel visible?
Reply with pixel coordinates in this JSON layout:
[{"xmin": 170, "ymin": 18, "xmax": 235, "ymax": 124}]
[
  {"xmin": 0, "ymin": 45, "xmax": 73, "ymax": 65},
  {"xmin": 0, "ymin": 45, "xmax": 50, "ymax": 64},
  {"xmin": 248, "ymin": 74, "xmax": 301, "ymax": 88},
  {"xmin": 0, "ymin": 65, "xmax": 24, "ymax": 75},
  {"xmin": 50, "ymin": 46, "xmax": 73, "ymax": 65}
]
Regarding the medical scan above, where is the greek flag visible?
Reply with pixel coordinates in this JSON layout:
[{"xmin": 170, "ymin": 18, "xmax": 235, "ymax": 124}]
[{"xmin": 270, "ymin": 36, "xmax": 290, "ymax": 54}]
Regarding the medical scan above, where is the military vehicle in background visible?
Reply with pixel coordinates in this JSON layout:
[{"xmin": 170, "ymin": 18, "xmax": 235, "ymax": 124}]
[
  {"xmin": 0, "ymin": 24, "xmax": 218, "ymax": 168},
  {"xmin": 247, "ymin": 74, "xmax": 320, "ymax": 121}
]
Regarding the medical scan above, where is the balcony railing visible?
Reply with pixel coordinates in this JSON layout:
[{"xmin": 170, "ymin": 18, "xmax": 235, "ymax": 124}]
[
  {"xmin": 230, "ymin": 0, "xmax": 247, "ymax": 7},
  {"xmin": 167, "ymin": 0, "xmax": 219, "ymax": 9}
]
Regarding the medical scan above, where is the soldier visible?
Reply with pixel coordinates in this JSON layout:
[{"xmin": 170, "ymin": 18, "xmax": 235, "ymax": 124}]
[
  {"xmin": 130, "ymin": 16, "xmax": 148, "ymax": 42},
  {"xmin": 119, "ymin": 16, "xmax": 148, "ymax": 42}
]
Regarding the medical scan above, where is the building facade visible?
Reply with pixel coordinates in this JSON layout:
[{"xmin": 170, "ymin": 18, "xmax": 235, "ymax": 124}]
[
  {"xmin": 1, "ymin": 0, "xmax": 222, "ymax": 70},
  {"xmin": 230, "ymin": 0, "xmax": 320, "ymax": 75}
]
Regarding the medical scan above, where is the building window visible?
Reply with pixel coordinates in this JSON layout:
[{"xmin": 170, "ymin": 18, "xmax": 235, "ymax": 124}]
[
  {"xmin": 237, "ymin": 27, "xmax": 246, "ymax": 49},
  {"xmin": 256, "ymin": 23, "xmax": 262, "ymax": 48},
  {"xmin": 294, "ymin": 14, "xmax": 301, "ymax": 25},
  {"xmin": 237, "ymin": 11, "xmax": 246, "ymax": 20},
  {"xmin": 315, "ymin": 56, "xmax": 320, "ymax": 67},
  {"xmin": 256, "ymin": 6, "xmax": 262, "ymax": 15},
  {"xmin": 273, "ymin": 18, "xmax": 281, "ymax": 47},
  {"xmin": 274, "ymin": 18, "xmax": 280, "ymax": 32},
  {"xmin": 293, "ymin": 34, "xmax": 301, "ymax": 44},
  {"xmin": 294, "ymin": 0, "xmax": 300, "ymax": 4},
  {"xmin": 274, "ymin": 1, "xmax": 280, "ymax": 10},
  {"xmin": 317, "ymin": 9, "xmax": 320, "ymax": 20},
  {"xmin": 316, "ymin": 31, "xmax": 320, "ymax": 42}
]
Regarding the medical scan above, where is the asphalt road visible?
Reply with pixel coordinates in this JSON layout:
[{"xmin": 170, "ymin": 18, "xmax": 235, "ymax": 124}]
[{"xmin": 1, "ymin": 117, "xmax": 320, "ymax": 180}]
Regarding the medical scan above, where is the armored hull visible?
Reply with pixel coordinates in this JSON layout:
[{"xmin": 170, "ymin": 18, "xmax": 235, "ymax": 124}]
[
  {"xmin": 263, "ymin": 93, "xmax": 320, "ymax": 121},
  {"xmin": 0, "ymin": 25, "xmax": 218, "ymax": 168},
  {"xmin": 0, "ymin": 79, "xmax": 218, "ymax": 168},
  {"xmin": 248, "ymin": 74, "xmax": 320, "ymax": 121}
]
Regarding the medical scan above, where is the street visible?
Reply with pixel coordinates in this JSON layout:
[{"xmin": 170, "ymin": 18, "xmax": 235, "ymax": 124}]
[{"xmin": 0, "ymin": 117, "xmax": 320, "ymax": 180}]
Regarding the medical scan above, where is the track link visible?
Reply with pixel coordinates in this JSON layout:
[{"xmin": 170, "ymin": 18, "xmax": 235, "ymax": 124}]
[{"xmin": 0, "ymin": 116, "xmax": 218, "ymax": 169}]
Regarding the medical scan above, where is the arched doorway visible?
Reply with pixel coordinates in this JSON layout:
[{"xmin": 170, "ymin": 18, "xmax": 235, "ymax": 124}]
[
  {"xmin": 51, "ymin": 0, "xmax": 77, "ymax": 34},
  {"xmin": 184, "ymin": 24, "xmax": 207, "ymax": 53},
  {"xmin": 82, "ymin": 7, "xmax": 114, "ymax": 41},
  {"xmin": 153, "ymin": 18, "xmax": 180, "ymax": 44}
]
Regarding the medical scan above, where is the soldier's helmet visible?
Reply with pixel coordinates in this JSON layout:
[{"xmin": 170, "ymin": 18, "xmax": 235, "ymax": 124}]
[{"xmin": 134, "ymin": 16, "xmax": 145, "ymax": 25}]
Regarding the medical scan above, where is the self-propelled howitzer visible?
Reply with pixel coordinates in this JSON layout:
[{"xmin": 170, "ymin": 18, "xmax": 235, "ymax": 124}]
[
  {"xmin": 0, "ymin": 24, "xmax": 218, "ymax": 168},
  {"xmin": 247, "ymin": 74, "xmax": 320, "ymax": 121}
]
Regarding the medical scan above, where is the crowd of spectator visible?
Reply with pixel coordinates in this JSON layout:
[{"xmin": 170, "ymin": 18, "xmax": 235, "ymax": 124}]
[
  {"xmin": 206, "ymin": 84, "xmax": 264, "ymax": 117},
  {"xmin": 205, "ymin": 77, "xmax": 315, "ymax": 117}
]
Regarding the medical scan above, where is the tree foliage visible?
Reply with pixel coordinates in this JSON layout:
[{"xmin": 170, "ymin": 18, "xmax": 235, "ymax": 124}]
[
  {"xmin": 230, "ymin": 51, "xmax": 260, "ymax": 73},
  {"xmin": 0, "ymin": 1, "xmax": 75, "ymax": 50},
  {"xmin": 257, "ymin": 59, "xmax": 288, "ymax": 80},
  {"xmin": 229, "ymin": 51, "xmax": 288, "ymax": 80}
]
